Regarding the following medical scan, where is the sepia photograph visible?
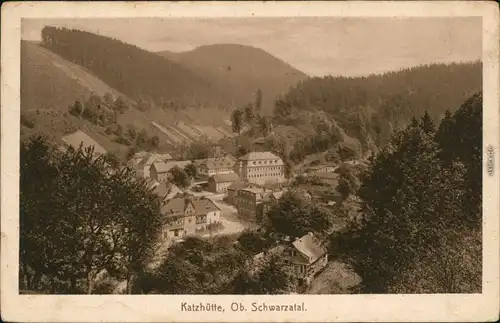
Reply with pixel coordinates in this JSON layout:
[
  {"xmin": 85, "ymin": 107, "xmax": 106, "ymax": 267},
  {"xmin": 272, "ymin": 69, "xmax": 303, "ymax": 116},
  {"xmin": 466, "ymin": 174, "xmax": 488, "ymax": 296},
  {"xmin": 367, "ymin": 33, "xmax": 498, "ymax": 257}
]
[{"xmin": 1, "ymin": 1, "xmax": 499, "ymax": 322}]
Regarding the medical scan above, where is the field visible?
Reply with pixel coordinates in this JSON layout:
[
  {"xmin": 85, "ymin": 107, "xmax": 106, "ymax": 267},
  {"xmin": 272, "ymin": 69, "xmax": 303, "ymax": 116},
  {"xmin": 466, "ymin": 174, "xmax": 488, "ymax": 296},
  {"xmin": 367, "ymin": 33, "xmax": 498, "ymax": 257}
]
[{"xmin": 22, "ymin": 40, "xmax": 237, "ymax": 153}]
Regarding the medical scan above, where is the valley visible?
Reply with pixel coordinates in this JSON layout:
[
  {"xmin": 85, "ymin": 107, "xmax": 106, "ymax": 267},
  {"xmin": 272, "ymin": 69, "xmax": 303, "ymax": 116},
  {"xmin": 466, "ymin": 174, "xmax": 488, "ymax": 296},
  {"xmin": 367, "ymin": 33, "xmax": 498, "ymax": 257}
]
[{"xmin": 19, "ymin": 24, "xmax": 484, "ymax": 297}]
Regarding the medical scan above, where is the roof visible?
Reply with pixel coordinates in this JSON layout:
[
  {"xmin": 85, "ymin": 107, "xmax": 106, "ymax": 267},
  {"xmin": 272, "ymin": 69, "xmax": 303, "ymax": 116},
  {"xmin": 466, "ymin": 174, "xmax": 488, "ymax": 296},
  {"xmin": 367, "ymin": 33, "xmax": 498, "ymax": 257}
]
[
  {"xmin": 292, "ymin": 232, "xmax": 327, "ymax": 264},
  {"xmin": 211, "ymin": 172, "xmax": 240, "ymax": 183},
  {"xmin": 240, "ymin": 187, "xmax": 265, "ymax": 194},
  {"xmin": 192, "ymin": 198, "xmax": 220, "ymax": 215},
  {"xmin": 133, "ymin": 151, "xmax": 149, "ymax": 159},
  {"xmin": 61, "ymin": 130, "xmax": 107, "ymax": 155},
  {"xmin": 227, "ymin": 181, "xmax": 250, "ymax": 191},
  {"xmin": 161, "ymin": 198, "xmax": 187, "ymax": 217},
  {"xmin": 308, "ymin": 164, "xmax": 337, "ymax": 171},
  {"xmin": 239, "ymin": 151, "xmax": 282, "ymax": 161},
  {"xmin": 272, "ymin": 191, "xmax": 284, "ymax": 200},
  {"xmin": 309, "ymin": 172, "xmax": 340, "ymax": 180},
  {"xmin": 152, "ymin": 160, "xmax": 191, "ymax": 173},
  {"xmin": 262, "ymin": 190, "xmax": 284, "ymax": 203},
  {"xmin": 203, "ymin": 157, "xmax": 235, "ymax": 170},
  {"xmin": 152, "ymin": 181, "xmax": 178, "ymax": 197},
  {"xmin": 147, "ymin": 179, "xmax": 160, "ymax": 189},
  {"xmin": 160, "ymin": 197, "xmax": 219, "ymax": 217},
  {"xmin": 140, "ymin": 152, "xmax": 174, "ymax": 167}
]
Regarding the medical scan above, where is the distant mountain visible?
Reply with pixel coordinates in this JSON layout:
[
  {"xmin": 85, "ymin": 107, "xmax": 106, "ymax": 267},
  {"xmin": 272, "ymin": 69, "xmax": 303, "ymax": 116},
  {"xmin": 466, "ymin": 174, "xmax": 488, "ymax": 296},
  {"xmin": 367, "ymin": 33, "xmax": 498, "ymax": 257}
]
[
  {"xmin": 158, "ymin": 44, "xmax": 309, "ymax": 114},
  {"xmin": 38, "ymin": 27, "xmax": 228, "ymax": 109}
]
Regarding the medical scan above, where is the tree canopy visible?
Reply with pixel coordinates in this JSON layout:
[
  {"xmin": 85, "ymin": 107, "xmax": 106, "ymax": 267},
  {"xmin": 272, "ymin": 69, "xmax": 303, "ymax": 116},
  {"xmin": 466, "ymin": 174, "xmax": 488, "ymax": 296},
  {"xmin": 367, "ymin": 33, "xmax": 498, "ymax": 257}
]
[
  {"xmin": 333, "ymin": 92, "xmax": 482, "ymax": 293},
  {"xmin": 265, "ymin": 190, "xmax": 332, "ymax": 239},
  {"xmin": 20, "ymin": 136, "xmax": 163, "ymax": 294}
]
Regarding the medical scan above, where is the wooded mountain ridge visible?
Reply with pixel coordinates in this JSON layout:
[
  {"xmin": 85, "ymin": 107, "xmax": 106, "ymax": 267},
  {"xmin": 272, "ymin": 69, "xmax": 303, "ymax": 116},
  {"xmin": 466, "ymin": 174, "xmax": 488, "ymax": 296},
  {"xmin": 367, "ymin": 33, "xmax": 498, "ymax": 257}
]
[
  {"xmin": 22, "ymin": 26, "xmax": 482, "ymax": 163},
  {"xmin": 39, "ymin": 26, "xmax": 308, "ymax": 112},
  {"xmin": 271, "ymin": 61, "xmax": 482, "ymax": 158}
]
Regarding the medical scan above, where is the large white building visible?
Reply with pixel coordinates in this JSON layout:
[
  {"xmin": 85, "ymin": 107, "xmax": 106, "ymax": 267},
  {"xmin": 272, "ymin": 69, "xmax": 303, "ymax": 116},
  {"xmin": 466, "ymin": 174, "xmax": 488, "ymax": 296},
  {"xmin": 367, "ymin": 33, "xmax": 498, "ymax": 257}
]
[{"xmin": 234, "ymin": 151, "xmax": 286, "ymax": 185}]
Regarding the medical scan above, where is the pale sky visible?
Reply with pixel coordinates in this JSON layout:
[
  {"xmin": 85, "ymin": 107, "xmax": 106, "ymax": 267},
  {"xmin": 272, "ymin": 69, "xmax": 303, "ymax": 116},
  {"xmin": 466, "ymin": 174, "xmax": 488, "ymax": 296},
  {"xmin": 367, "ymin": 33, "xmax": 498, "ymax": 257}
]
[{"xmin": 22, "ymin": 17, "xmax": 482, "ymax": 77}]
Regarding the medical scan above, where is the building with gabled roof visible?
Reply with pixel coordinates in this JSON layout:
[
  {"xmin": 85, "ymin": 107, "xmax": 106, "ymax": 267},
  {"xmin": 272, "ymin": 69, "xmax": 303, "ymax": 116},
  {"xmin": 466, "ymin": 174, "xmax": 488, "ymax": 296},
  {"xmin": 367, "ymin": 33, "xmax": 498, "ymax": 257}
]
[
  {"xmin": 306, "ymin": 163, "xmax": 337, "ymax": 174},
  {"xmin": 150, "ymin": 160, "xmax": 192, "ymax": 182},
  {"xmin": 226, "ymin": 181, "xmax": 258, "ymax": 205},
  {"xmin": 128, "ymin": 151, "xmax": 174, "ymax": 178},
  {"xmin": 235, "ymin": 151, "xmax": 286, "ymax": 185},
  {"xmin": 207, "ymin": 171, "xmax": 240, "ymax": 193},
  {"xmin": 159, "ymin": 197, "xmax": 221, "ymax": 242},
  {"xmin": 308, "ymin": 171, "xmax": 341, "ymax": 186},
  {"xmin": 152, "ymin": 181, "xmax": 183, "ymax": 203},
  {"xmin": 249, "ymin": 232, "xmax": 327, "ymax": 287},
  {"xmin": 195, "ymin": 156, "xmax": 236, "ymax": 177},
  {"xmin": 235, "ymin": 186, "xmax": 284, "ymax": 221},
  {"xmin": 285, "ymin": 232, "xmax": 328, "ymax": 285},
  {"xmin": 61, "ymin": 130, "xmax": 107, "ymax": 156}
]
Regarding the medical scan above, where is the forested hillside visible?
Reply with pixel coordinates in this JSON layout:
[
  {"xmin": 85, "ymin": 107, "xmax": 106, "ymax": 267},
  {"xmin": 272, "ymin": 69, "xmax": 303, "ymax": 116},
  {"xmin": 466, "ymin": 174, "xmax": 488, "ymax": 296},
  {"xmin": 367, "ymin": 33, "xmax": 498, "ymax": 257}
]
[
  {"xmin": 227, "ymin": 62, "xmax": 482, "ymax": 169},
  {"xmin": 158, "ymin": 44, "xmax": 308, "ymax": 115},
  {"xmin": 280, "ymin": 62, "xmax": 482, "ymax": 151},
  {"xmin": 40, "ymin": 26, "xmax": 227, "ymax": 110},
  {"xmin": 330, "ymin": 92, "xmax": 483, "ymax": 293}
]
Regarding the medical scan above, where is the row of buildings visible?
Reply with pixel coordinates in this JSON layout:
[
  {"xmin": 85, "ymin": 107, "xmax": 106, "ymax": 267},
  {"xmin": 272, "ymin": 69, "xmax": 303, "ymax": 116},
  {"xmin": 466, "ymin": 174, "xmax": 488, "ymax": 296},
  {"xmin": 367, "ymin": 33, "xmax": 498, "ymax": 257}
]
[{"xmin": 129, "ymin": 148, "xmax": 287, "ymax": 189}]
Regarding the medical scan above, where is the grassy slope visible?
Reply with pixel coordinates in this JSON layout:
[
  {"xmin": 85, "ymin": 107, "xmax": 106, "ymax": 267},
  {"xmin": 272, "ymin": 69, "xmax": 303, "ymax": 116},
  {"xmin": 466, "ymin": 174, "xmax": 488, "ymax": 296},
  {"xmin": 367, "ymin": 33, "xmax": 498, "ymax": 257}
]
[{"xmin": 21, "ymin": 41, "xmax": 236, "ymax": 158}]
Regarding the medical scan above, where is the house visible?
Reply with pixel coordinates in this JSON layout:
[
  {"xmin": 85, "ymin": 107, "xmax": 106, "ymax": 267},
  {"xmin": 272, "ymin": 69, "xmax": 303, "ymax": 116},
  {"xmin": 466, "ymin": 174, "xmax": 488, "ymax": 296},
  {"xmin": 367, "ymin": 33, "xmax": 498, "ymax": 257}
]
[
  {"xmin": 159, "ymin": 197, "xmax": 221, "ymax": 242},
  {"xmin": 258, "ymin": 190, "xmax": 285, "ymax": 223},
  {"xmin": 234, "ymin": 151, "xmax": 286, "ymax": 185},
  {"xmin": 226, "ymin": 181, "xmax": 257, "ymax": 205},
  {"xmin": 160, "ymin": 198, "xmax": 196, "ymax": 241},
  {"xmin": 129, "ymin": 152, "xmax": 174, "ymax": 178},
  {"xmin": 207, "ymin": 172, "xmax": 240, "ymax": 193},
  {"xmin": 61, "ymin": 130, "xmax": 107, "ymax": 157},
  {"xmin": 308, "ymin": 171, "xmax": 340, "ymax": 186},
  {"xmin": 152, "ymin": 181, "xmax": 183, "ymax": 203},
  {"xmin": 235, "ymin": 187, "xmax": 265, "ymax": 220},
  {"xmin": 306, "ymin": 164, "xmax": 337, "ymax": 175},
  {"xmin": 197, "ymin": 156, "xmax": 236, "ymax": 177},
  {"xmin": 129, "ymin": 151, "xmax": 149, "ymax": 167},
  {"xmin": 150, "ymin": 160, "xmax": 192, "ymax": 182},
  {"xmin": 283, "ymin": 232, "xmax": 328, "ymax": 285},
  {"xmin": 192, "ymin": 198, "xmax": 221, "ymax": 229}
]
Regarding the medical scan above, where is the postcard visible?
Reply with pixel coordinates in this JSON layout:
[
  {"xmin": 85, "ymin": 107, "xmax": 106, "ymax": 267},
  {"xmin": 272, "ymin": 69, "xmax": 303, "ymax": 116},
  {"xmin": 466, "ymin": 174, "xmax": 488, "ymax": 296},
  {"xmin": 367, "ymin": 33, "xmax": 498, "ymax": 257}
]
[{"xmin": 1, "ymin": 1, "xmax": 499, "ymax": 322}]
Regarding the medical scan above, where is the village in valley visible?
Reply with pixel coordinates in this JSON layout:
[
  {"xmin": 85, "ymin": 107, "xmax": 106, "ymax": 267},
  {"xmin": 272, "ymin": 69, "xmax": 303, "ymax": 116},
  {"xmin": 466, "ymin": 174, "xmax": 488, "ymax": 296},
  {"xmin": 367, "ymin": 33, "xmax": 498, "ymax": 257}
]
[{"xmin": 59, "ymin": 127, "xmax": 363, "ymax": 293}]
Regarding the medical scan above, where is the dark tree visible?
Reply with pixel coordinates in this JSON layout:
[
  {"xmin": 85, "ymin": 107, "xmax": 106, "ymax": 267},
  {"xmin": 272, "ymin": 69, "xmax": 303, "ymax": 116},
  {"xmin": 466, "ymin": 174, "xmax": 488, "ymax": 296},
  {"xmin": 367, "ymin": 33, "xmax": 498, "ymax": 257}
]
[
  {"xmin": 337, "ymin": 94, "xmax": 482, "ymax": 293},
  {"xmin": 255, "ymin": 89, "xmax": 263, "ymax": 113},
  {"xmin": 20, "ymin": 136, "xmax": 162, "ymax": 294},
  {"xmin": 419, "ymin": 111, "xmax": 435, "ymax": 134},
  {"xmin": 169, "ymin": 166, "xmax": 191, "ymax": 188},
  {"xmin": 126, "ymin": 125, "xmax": 137, "ymax": 140},
  {"xmin": 237, "ymin": 230, "xmax": 272, "ymax": 255},
  {"xmin": 150, "ymin": 135, "xmax": 160, "ymax": 148},
  {"xmin": 231, "ymin": 109, "xmax": 243, "ymax": 134},
  {"xmin": 266, "ymin": 190, "xmax": 331, "ymax": 239},
  {"xmin": 184, "ymin": 163, "xmax": 198, "ymax": 179}
]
